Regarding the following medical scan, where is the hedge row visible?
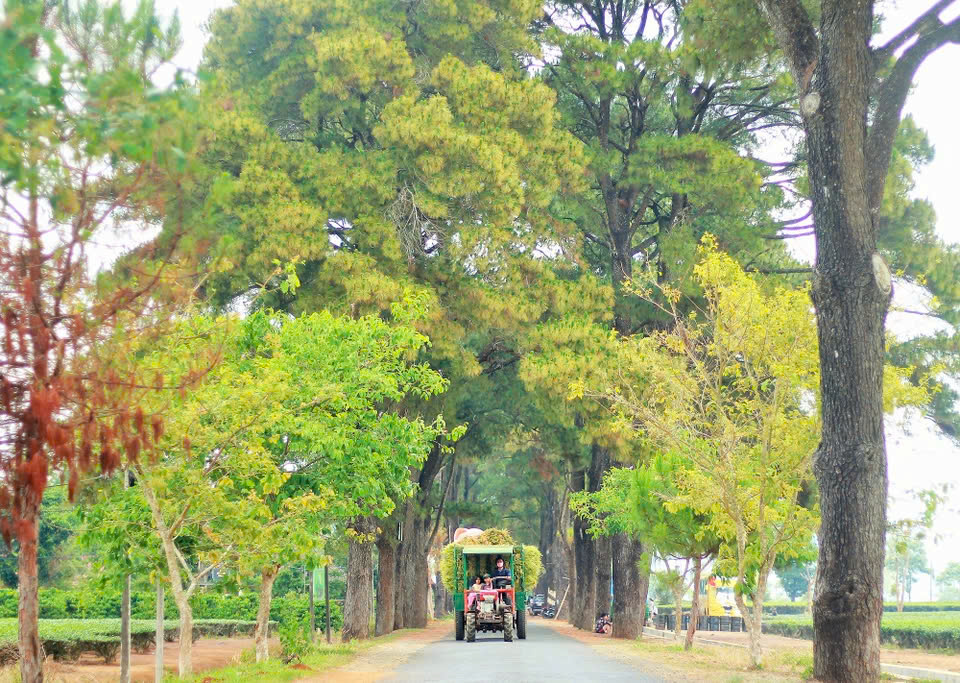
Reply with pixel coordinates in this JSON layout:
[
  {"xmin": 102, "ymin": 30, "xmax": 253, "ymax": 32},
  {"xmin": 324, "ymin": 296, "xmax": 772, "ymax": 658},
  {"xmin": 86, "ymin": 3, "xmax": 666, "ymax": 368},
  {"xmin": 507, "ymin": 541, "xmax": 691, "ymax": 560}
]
[
  {"xmin": 0, "ymin": 588, "xmax": 342, "ymax": 629},
  {"xmin": 0, "ymin": 618, "xmax": 270, "ymax": 665},
  {"xmin": 657, "ymin": 601, "xmax": 960, "ymax": 616},
  {"xmin": 763, "ymin": 613, "xmax": 960, "ymax": 651}
]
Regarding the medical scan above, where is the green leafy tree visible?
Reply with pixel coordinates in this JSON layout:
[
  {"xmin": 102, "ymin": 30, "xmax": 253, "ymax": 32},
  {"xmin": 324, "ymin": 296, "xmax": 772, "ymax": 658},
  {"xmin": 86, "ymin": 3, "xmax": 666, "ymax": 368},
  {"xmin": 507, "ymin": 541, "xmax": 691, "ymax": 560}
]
[
  {"xmin": 186, "ymin": 0, "xmax": 593, "ymax": 634},
  {"xmin": 936, "ymin": 562, "xmax": 960, "ymax": 602},
  {"xmin": 775, "ymin": 559, "xmax": 814, "ymax": 603},
  {"xmin": 571, "ymin": 239, "xmax": 929, "ymax": 667},
  {"xmin": 886, "ymin": 487, "xmax": 946, "ymax": 612},
  {"xmin": 572, "ymin": 453, "xmax": 720, "ymax": 648},
  {"xmin": 88, "ymin": 306, "xmax": 449, "ymax": 675}
]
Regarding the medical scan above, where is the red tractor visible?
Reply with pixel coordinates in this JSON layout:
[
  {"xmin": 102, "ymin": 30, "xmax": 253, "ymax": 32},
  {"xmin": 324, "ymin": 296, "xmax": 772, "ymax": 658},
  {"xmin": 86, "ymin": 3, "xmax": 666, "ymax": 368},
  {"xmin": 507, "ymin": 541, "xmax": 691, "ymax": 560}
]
[{"xmin": 452, "ymin": 545, "xmax": 527, "ymax": 642}]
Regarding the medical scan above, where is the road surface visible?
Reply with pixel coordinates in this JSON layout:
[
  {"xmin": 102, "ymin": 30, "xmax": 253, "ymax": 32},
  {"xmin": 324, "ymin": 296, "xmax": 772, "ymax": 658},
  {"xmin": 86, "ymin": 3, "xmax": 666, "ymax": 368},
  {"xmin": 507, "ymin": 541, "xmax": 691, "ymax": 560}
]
[{"xmin": 379, "ymin": 620, "xmax": 668, "ymax": 682}]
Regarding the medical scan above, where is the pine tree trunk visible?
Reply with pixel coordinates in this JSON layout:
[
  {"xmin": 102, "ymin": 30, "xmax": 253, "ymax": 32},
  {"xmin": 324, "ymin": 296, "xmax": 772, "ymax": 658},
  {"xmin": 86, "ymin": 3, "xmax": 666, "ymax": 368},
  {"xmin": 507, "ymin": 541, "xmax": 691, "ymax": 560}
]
[
  {"xmin": 595, "ymin": 536, "xmax": 612, "ymax": 620},
  {"xmin": 17, "ymin": 501, "xmax": 42, "ymax": 683},
  {"xmin": 805, "ymin": 12, "xmax": 891, "ymax": 675},
  {"xmin": 395, "ymin": 505, "xmax": 430, "ymax": 629},
  {"xmin": 585, "ymin": 444, "xmax": 611, "ymax": 630},
  {"xmin": 255, "ymin": 567, "xmax": 278, "ymax": 662},
  {"xmin": 343, "ymin": 518, "xmax": 375, "ymax": 641},
  {"xmin": 612, "ymin": 536, "xmax": 644, "ymax": 639},
  {"xmin": 684, "ymin": 557, "xmax": 702, "ymax": 650},
  {"xmin": 571, "ymin": 468, "xmax": 594, "ymax": 630},
  {"xmin": 375, "ymin": 533, "xmax": 396, "ymax": 636}
]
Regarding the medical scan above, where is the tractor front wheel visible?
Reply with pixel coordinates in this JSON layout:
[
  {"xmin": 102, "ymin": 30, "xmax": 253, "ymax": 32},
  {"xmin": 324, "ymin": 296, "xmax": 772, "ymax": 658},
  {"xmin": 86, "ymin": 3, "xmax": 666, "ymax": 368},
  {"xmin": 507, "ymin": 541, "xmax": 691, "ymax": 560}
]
[
  {"xmin": 503, "ymin": 610, "xmax": 513, "ymax": 642},
  {"xmin": 465, "ymin": 613, "xmax": 476, "ymax": 642},
  {"xmin": 516, "ymin": 607, "xmax": 526, "ymax": 639},
  {"xmin": 455, "ymin": 610, "xmax": 464, "ymax": 641}
]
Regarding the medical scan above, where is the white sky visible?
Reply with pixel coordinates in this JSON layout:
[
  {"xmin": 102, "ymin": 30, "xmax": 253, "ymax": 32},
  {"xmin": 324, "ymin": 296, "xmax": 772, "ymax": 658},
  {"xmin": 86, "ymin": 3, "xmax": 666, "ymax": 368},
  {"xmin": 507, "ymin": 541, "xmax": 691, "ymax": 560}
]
[{"xmin": 154, "ymin": 0, "xmax": 960, "ymax": 595}]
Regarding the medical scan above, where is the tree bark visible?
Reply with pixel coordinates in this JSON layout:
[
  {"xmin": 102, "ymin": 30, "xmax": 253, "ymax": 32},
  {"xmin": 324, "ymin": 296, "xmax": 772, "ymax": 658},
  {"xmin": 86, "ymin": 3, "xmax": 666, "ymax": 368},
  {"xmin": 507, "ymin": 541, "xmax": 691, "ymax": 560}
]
[
  {"xmin": 570, "ymin": 468, "xmax": 594, "ymax": 629},
  {"xmin": 747, "ymin": 0, "xmax": 960, "ymax": 676},
  {"xmin": 375, "ymin": 532, "xmax": 396, "ymax": 636},
  {"xmin": 684, "ymin": 556, "xmax": 702, "ymax": 650},
  {"xmin": 343, "ymin": 517, "xmax": 375, "ymax": 641},
  {"xmin": 612, "ymin": 536, "xmax": 645, "ymax": 639},
  {"xmin": 734, "ymin": 569, "xmax": 770, "ymax": 669},
  {"xmin": 803, "ymin": 5, "xmax": 890, "ymax": 675},
  {"xmin": 17, "ymin": 501, "xmax": 42, "ymax": 683},
  {"xmin": 255, "ymin": 566, "xmax": 279, "ymax": 662},
  {"xmin": 595, "ymin": 536, "xmax": 612, "ymax": 620}
]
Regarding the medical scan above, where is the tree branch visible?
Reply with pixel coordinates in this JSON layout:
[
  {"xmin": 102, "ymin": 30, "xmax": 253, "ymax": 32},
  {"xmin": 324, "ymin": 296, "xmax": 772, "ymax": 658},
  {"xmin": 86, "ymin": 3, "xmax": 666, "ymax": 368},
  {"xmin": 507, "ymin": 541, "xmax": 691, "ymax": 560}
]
[
  {"xmin": 866, "ymin": 11, "xmax": 960, "ymax": 213},
  {"xmin": 875, "ymin": 0, "xmax": 958, "ymax": 58},
  {"xmin": 754, "ymin": 0, "xmax": 819, "ymax": 87}
]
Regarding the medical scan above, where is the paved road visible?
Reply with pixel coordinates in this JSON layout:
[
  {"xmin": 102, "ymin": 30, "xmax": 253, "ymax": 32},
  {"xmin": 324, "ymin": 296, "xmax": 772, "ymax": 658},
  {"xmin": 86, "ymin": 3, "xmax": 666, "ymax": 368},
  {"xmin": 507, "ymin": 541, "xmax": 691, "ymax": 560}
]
[{"xmin": 381, "ymin": 620, "xmax": 667, "ymax": 682}]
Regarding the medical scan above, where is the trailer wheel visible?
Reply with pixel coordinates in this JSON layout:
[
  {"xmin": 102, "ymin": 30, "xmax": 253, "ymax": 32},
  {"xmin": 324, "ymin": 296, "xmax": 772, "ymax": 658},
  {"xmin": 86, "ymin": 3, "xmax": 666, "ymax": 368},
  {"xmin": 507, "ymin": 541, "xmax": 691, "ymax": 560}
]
[{"xmin": 455, "ymin": 610, "xmax": 464, "ymax": 641}]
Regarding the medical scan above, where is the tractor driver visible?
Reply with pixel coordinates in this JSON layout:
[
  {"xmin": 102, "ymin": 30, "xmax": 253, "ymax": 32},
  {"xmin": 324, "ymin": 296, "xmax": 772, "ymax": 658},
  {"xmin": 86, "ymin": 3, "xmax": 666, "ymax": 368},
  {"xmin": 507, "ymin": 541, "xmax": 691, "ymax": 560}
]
[{"xmin": 492, "ymin": 556, "xmax": 512, "ymax": 605}]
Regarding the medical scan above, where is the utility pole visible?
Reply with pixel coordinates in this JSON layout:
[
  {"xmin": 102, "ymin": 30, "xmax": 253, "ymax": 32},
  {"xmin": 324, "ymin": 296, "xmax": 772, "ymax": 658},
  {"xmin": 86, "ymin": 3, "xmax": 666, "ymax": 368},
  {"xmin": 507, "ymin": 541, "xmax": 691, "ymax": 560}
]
[
  {"xmin": 325, "ymin": 564, "xmax": 331, "ymax": 644},
  {"xmin": 120, "ymin": 470, "xmax": 131, "ymax": 683},
  {"xmin": 309, "ymin": 568, "xmax": 316, "ymax": 643},
  {"xmin": 155, "ymin": 582, "xmax": 164, "ymax": 682}
]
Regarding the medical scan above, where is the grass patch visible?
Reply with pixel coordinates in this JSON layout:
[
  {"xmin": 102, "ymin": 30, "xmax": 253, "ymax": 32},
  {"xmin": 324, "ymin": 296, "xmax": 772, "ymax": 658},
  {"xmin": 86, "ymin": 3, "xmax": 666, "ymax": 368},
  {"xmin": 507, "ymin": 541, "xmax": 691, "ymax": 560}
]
[
  {"xmin": 627, "ymin": 636, "xmax": 810, "ymax": 681},
  {"xmin": 167, "ymin": 628, "xmax": 409, "ymax": 682}
]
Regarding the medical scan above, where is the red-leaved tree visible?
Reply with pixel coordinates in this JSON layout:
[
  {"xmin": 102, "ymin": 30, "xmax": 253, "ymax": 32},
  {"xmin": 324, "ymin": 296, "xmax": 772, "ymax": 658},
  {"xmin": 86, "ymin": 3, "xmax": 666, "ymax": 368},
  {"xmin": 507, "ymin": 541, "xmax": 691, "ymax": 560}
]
[{"xmin": 0, "ymin": 2, "xmax": 203, "ymax": 679}]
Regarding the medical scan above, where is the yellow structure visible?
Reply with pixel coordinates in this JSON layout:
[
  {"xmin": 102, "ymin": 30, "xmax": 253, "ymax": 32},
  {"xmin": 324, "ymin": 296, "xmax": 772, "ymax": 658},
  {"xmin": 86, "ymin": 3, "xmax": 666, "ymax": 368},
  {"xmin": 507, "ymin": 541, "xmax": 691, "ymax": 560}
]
[{"xmin": 705, "ymin": 577, "xmax": 740, "ymax": 617}]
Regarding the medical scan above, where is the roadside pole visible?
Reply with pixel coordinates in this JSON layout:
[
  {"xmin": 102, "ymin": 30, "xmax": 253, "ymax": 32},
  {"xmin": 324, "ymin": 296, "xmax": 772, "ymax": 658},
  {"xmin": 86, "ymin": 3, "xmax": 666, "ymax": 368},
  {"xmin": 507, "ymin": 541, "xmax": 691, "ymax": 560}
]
[
  {"xmin": 155, "ymin": 582, "xmax": 164, "ymax": 682},
  {"xmin": 309, "ymin": 568, "xmax": 316, "ymax": 643},
  {"xmin": 120, "ymin": 470, "xmax": 131, "ymax": 683},
  {"xmin": 325, "ymin": 564, "xmax": 331, "ymax": 643}
]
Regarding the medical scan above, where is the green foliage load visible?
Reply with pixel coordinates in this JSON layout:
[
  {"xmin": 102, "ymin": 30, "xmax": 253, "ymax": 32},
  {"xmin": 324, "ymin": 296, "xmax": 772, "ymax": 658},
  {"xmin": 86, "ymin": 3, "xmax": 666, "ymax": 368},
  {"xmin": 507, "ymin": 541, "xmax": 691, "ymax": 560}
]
[
  {"xmin": 439, "ymin": 529, "xmax": 542, "ymax": 593},
  {"xmin": 764, "ymin": 612, "xmax": 960, "ymax": 652}
]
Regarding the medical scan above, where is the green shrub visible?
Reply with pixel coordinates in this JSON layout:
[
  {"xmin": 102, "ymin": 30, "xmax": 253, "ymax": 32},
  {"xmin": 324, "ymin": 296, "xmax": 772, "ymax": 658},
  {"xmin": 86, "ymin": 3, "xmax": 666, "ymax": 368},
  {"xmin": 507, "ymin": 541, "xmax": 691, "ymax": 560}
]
[
  {"xmin": 763, "ymin": 612, "xmax": 960, "ymax": 651},
  {"xmin": 0, "ymin": 618, "xmax": 271, "ymax": 665},
  {"xmin": 0, "ymin": 588, "xmax": 342, "ymax": 629}
]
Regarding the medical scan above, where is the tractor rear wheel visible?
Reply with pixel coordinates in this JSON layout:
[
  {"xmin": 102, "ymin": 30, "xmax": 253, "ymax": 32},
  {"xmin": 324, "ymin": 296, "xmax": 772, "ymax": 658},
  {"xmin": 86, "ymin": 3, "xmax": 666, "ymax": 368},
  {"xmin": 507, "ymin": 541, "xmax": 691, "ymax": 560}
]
[
  {"xmin": 516, "ymin": 607, "xmax": 526, "ymax": 639},
  {"xmin": 503, "ymin": 610, "xmax": 513, "ymax": 642},
  {"xmin": 465, "ymin": 613, "xmax": 476, "ymax": 642},
  {"xmin": 455, "ymin": 610, "xmax": 464, "ymax": 641}
]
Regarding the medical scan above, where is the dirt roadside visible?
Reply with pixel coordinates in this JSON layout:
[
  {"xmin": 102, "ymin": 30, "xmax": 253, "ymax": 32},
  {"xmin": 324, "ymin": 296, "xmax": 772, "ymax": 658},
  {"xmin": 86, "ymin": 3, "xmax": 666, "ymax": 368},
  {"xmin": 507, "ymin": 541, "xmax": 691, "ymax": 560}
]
[{"xmin": 297, "ymin": 620, "xmax": 450, "ymax": 683}]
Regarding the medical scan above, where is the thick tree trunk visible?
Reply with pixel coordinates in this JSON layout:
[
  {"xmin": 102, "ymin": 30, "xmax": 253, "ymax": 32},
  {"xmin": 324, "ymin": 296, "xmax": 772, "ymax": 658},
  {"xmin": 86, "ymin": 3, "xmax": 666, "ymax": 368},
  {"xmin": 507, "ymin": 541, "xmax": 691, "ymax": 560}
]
[
  {"xmin": 255, "ymin": 567, "xmax": 278, "ymax": 662},
  {"xmin": 684, "ymin": 556, "xmax": 702, "ymax": 650},
  {"xmin": 394, "ymin": 503, "xmax": 430, "ymax": 629},
  {"xmin": 375, "ymin": 532, "xmax": 396, "ymax": 636},
  {"xmin": 570, "ymin": 469, "xmax": 594, "ymax": 629},
  {"xmin": 343, "ymin": 518, "xmax": 375, "ymax": 641},
  {"xmin": 537, "ymin": 486, "xmax": 558, "ymax": 598},
  {"xmin": 595, "ymin": 536, "xmax": 612, "ymax": 620},
  {"xmin": 804, "ymin": 9, "xmax": 890, "ymax": 680},
  {"xmin": 612, "ymin": 536, "xmax": 644, "ymax": 639},
  {"xmin": 586, "ymin": 444, "xmax": 611, "ymax": 630},
  {"xmin": 17, "ymin": 502, "xmax": 42, "ymax": 683}
]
